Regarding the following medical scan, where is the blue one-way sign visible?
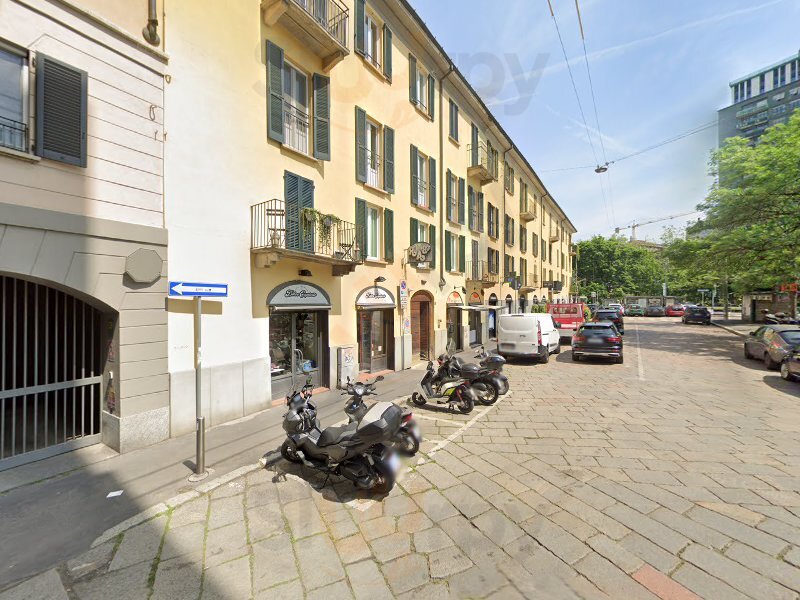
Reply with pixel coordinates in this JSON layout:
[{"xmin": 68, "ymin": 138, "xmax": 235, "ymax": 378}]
[{"xmin": 169, "ymin": 281, "xmax": 228, "ymax": 297}]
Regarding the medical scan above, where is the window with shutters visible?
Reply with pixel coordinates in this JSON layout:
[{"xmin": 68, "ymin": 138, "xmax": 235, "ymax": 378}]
[
  {"xmin": 446, "ymin": 171, "xmax": 457, "ymax": 222},
  {"xmin": 532, "ymin": 233, "xmax": 539, "ymax": 257},
  {"xmin": 416, "ymin": 64, "xmax": 429, "ymax": 112},
  {"xmin": 520, "ymin": 225, "xmax": 527, "ymax": 253},
  {"xmin": 365, "ymin": 204, "xmax": 381, "ymax": 260},
  {"xmin": 415, "ymin": 149, "xmax": 429, "ymax": 208},
  {"xmin": 449, "ymin": 99, "xmax": 459, "ymax": 142},
  {"xmin": 0, "ymin": 43, "xmax": 28, "ymax": 153},
  {"xmin": 365, "ymin": 118, "xmax": 382, "ymax": 188},
  {"xmin": 409, "ymin": 54, "xmax": 434, "ymax": 119},
  {"xmin": 415, "ymin": 221, "xmax": 429, "ymax": 243},
  {"xmin": 282, "ymin": 60, "xmax": 310, "ymax": 154},
  {"xmin": 363, "ymin": 11, "xmax": 382, "ymax": 70},
  {"xmin": 446, "ymin": 232, "xmax": 458, "ymax": 272}
]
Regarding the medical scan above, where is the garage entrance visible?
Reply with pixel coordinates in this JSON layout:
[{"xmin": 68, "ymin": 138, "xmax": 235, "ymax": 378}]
[{"xmin": 1, "ymin": 275, "xmax": 110, "ymax": 470}]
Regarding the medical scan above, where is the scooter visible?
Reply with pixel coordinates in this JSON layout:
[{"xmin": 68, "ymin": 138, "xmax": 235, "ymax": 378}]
[
  {"xmin": 474, "ymin": 346, "xmax": 509, "ymax": 395},
  {"xmin": 441, "ymin": 354, "xmax": 504, "ymax": 405},
  {"xmin": 342, "ymin": 376, "xmax": 422, "ymax": 457},
  {"xmin": 410, "ymin": 360, "xmax": 477, "ymax": 414},
  {"xmin": 280, "ymin": 375, "xmax": 404, "ymax": 493}
]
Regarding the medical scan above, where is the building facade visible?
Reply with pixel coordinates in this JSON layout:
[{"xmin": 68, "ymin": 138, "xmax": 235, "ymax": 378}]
[
  {"xmin": 0, "ymin": 0, "xmax": 576, "ymax": 466},
  {"xmin": 718, "ymin": 50, "xmax": 800, "ymax": 144},
  {"xmin": 0, "ymin": 0, "xmax": 169, "ymax": 469}
]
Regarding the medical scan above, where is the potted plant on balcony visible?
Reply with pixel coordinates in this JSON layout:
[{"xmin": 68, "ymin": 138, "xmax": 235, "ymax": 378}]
[{"xmin": 300, "ymin": 208, "xmax": 340, "ymax": 251}]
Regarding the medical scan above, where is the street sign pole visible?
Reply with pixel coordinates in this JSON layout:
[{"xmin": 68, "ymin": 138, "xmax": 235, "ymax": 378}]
[{"xmin": 194, "ymin": 296, "xmax": 205, "ymax": 478}]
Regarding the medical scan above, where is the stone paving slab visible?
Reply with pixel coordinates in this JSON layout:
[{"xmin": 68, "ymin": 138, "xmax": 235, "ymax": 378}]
[{"xmin": 2, "ymin": 320, "xmax": 800, "ymax": 598}]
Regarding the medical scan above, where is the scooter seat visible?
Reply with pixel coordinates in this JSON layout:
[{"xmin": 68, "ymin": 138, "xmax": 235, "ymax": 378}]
[{"xmin": 317, "ymin": 421, "xmax": 358, "ymax": 447}]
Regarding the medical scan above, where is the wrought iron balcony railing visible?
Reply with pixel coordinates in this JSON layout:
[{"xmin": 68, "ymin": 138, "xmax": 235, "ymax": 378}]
[
  {"xmin": 0, "ymin": 116, "xmax": 28, "ymax": 153},
  {"xmin": 467, "ymin": 141, "xmax": 498, "ymax": 182},
  {"xmin": 284, "ymin": 102, "xmax": 310, "ymax": 154},
  {"xmin": 466, "ymin": 260, "xmax": 499, "ymax": 285},
  {"xmin": 291, "ymin": 0, "xmax": 348, "ymax": 48},
  {"xmin": 251, "ymin": 199, "xmax": 362, "ymax": 264}
]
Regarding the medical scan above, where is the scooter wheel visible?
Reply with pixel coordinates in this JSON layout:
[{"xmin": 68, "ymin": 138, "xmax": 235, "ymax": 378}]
[
  {"xmin": 372, "ymin": 459, "xmax": 396, "ymax": 495},
  {"xmin": 499, "ymin": 380, "xmax": 509, "ymax": 395},
  {"xmin": 280, "ymin": 439, "xmax": 302, "ymax": 463},
  {"xmin": 395, "ymin": 430, "xmax": 420, "ymax": 457},
  {"xmin": 456, "ymin": 389, "xmax": 475, "ymax": 414},
  {"xmin": 410, "ymin": 392, "xmax": 427, "ymax": 407},
  {"xmin": 473, "ymin": 382, "xmax": 499, "ymax": 405}
]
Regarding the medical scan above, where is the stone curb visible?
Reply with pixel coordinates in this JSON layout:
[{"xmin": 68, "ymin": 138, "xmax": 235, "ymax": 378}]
[
  {"xmin": 711, "ymin": 322, "xmax": 747, "ymax": 338},
  {"xmin": 90, "ymin": 462, "xmax": 261, "ymax": 548}
]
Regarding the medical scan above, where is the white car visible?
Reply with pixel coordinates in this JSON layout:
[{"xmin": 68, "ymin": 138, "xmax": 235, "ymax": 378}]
[
  {"xmin": 607, "ymin": 303, "xmax": 625, "ymax": 316},
  {"xmin": 496, "ymin": 313, "xmax": 561, "ymax": 363}
]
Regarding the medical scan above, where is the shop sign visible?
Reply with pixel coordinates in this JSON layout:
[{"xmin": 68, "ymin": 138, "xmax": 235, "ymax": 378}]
[
  {"xmin": 469, "ymin": 292, "xmax": 482, "ymax": 305},
  {"xmin": 356, "ymin": 285, "xmax": 396, "ymax": 308},
  {"xmin": 408, "ymin": 242, "xmax": 432, "ymax": 266},
  {"xmin": 447, "ymin": 291, "xmax": 464, "ymax": 305},
  {"xmin": 267, "ymin": 280, "xmax": 332, "ymax": 309}
]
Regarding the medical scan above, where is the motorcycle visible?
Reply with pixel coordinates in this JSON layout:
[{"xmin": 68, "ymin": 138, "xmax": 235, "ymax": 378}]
[
  {"xmin": 410, "ymin": 359, "xmax": 477, "ymax": 414},
  {"xmin": 343, "ymin": 376, "xmax": 422, "ymax": 457},
  {"xmin": 280, "ymin": 375, "xmax": 403, "ymax": 494},
  {"xmin": 442, "ymin": 354, "xmax": 504, "ymax": 405},
  {"xmin": 764, "ymin": 311, "xmax": 799, "ymax": 325},
  {"xmin": 473, "ymin": 346, "xmax": 510, "ymax": 395}
]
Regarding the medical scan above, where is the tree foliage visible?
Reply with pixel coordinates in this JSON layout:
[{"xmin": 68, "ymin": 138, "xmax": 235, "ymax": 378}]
[
  {"xmin": 665, "ymin": 111, "xmax": 800, "ymax": 292},
  {"xmin": 575, "ymin": 236, "xmax": 665, "ymax": 298}
]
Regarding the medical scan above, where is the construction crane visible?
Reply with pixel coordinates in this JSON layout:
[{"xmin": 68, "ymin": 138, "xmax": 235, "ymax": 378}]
[{"xmin": 614, "ymin": 211, "xmax": 700, "ymax": 241}]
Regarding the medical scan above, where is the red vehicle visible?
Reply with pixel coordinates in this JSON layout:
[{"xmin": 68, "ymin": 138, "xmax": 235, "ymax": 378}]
[
  {"xmin": 665, "ymin": 304, "xmax": 685, "ymax": 317},
  {"xmin": 547, "ymin": 303, "xmax": 588, "ymax": 337}
]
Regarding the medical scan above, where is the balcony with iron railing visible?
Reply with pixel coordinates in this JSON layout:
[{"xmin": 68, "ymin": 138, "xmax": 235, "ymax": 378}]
[
  {"xmin": 358, "ymin": 146, "xmax": 382, "ymax": 188},
  {"xmin": 465, "ymin": 260, "xmax": 499, "ymax": 287},
  {"xmin": 0, "ymin": 116, "xmax": 28, "ymax": 153},
  {"xmin": 549, "ymin": 226, "xmax": 560, "ymax": 243},
  {"xmin": 519, "ymin": 197, "xmax": 537, "ymax": 222},
  {"xmin": 251, "ymin": 199, "xmax": 363, "ymax": 275},
  {"xmin": 467, "ymin": 141, "xmax": 498, "ymax": 184},
  {"xmin": 284, "ymin": 102, "xmax": 310, "ymax": 155},
  {"xmin": 261, "ymin": 0, "xmax": 349, "ymax": 71}
]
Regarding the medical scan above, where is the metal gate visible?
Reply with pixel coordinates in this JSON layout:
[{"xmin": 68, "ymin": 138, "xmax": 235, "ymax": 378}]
[{"xmin": 1, "ymin": 276, "xmax": 106, "ymax": 470}]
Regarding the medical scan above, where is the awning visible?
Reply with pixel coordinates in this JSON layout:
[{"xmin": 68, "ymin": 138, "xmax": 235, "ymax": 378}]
[
  {"xmin": 356, "ymin": 285, "xmax": 396, "ymax": 308},
  {"xmin": 267, "ymin": 280, "xmax": 332, "ymax": 311},
  {"xmin": 458, "ymin": 305, "xmax": 497, "ymax": 311}
]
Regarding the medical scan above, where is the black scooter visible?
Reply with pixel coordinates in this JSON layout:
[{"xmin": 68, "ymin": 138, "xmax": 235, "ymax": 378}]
[
  {"xmin": 280, "ymin": 376, "xmax": 403, "ymax": 493},
  {"xmin": 473, "ymin": 346, "xmax": 509, "ymax": 395},
  {"xmin": 443, "ymin": 354, "xmax": 504, "ymax": 405},
  {"xmin": 343, "ymin": 376, "xmax": 422, "ymax": 457}
]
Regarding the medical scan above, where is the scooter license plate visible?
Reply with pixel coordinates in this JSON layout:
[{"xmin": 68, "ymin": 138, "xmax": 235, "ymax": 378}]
[{"xmin": 387, "ymin": 453, "xmax": 402, "ymax": 475}]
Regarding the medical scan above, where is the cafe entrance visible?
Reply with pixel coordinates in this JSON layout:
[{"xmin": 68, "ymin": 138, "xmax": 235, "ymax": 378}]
[
  {"xmin": 355, "ymin": 286, "xmax": 396, "ymax": 373},
  {"xmin": 446, "ymin": 290, "xmax": 464, "ymax": 353}
]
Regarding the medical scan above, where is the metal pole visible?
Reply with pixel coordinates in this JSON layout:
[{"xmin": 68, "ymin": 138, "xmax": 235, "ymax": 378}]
[{"xmin": 194, "ymin": 296, "xmax": 206, "ymax": 477}]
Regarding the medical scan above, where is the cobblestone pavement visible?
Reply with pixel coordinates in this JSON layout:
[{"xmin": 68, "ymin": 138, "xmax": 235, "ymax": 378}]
[{"xmin": 4, "ymin": 318, "xmax": 800, "ymax": 599}]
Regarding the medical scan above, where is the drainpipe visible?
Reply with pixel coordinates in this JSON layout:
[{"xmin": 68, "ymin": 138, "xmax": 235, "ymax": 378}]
[
  {"xmin": 501, "ymin": 143, "xmax": 511, "ymax": 310},
  {"xmin": 438, "ymin": 64, "xmax": 455, "ymax": 292},
  {"xmin": 143, "ymin": 0, "xmax": 161, "ymax": 46}
]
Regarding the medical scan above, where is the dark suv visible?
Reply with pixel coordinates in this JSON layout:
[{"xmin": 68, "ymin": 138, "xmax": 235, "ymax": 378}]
[
  {"xmin": 572, "ymin": 322, "xmax": 624, "ymax": 364},
  {"xmin": 592, "ymin": 309, "xmax": 624, "ymax": 334},
  {"xmin": 683, "ymin": 306, "xmax": 711, "ymax": 325}
]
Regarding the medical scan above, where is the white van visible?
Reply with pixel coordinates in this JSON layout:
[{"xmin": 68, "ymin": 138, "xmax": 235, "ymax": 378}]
[{"xmin": 497, "ymin": 313, "xmax": 561, "ymax": 363}]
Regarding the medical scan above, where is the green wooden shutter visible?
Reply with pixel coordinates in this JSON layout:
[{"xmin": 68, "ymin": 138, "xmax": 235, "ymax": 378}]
[
  {"xmin": 384, "ymin": 208, "xmax": 394, "ymax": 262},
  {"xmin": 266, "ymin": 42, "xmax": 285, "ymax": 144},
  {"xmin": 478, "ymin": 192, "xmax": 485, "ymax": 232},
  {"xmin": 429, "ymin": 225, "xmax": 436, "ymax": 268},
  {"xmin": 355, "ymin": 198, "xmax": 367, "ymax": 260},
  {"xmin": 428, "ymin": 156, "xmax": 436, "ymax": 212},
  {"xmin": 383, "ymin": 126, "xmax": 395, "ymax": 193},
  {"xmin": 445, "ymin": 231, "xmax": 452, "ymax": 271},
  {"xmin": 409, "ymin": 54, "xmax": 417, "ymax": 104},
  {"xmin": 410, "ymin": 145, "xmax": 419, "ymax": 204},
  {"xmin": 35, "ymin": 55, "xmax": 88, "ymax": 167},
  {"xmin": 383, "ymin": 25, "xmax": 392, "ymax": 80},
  {"xmin": 470, "ymin": 123, "xmax": 478, "ymax": 166},
  {"xmin": 468, "ymin": 186, "xmax": 475, "ymax": 230},
  {"xmin": 457, "ymin": 178, "xmax": 465, "ymax": 224},
  {"xmin": 354, "ymin": 0, "xmax": 365, "ymax": 55},
  {"xmin": 299, "ymin": 176, "xmax": 315, "ymax": 252},
  {"xmin": 445, "ymin": 169, "xmax": 452, "ymax": 221},
  {"xmin": 355, "ymin": 106, "xmax": 367, "ymax": 183},
  {"xmin": 428, "ymin": 74, "xmax": 435, "ymax": 119},
  {"xmin": 285, "ymin": 172, "xmax": 300, "ymax": 250},
  {"xmin": 410, "ymin": 217, "xmax": 419, "ymax": 244},
  {"xmin": 312, "ymin": 74, "xmax": 330, "ymax": 160},
  {"xmin": 458, "ymin": 236, "xmax": 466, "ymax": 272}
]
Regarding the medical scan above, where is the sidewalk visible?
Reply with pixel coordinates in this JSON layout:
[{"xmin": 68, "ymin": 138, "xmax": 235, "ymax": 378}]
[
  {"xmin": 712, "ymin": 318, "xmax": 755, "ymax": 338},
  {"xmin": 0, "ymin": 356, "xmax": 444, "ymax": 590}
]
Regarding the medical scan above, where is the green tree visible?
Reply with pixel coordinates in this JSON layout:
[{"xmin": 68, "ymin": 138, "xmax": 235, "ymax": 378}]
[{"xmin": 576, "ymin": 235, "xmax": 665, "ymax": 299}]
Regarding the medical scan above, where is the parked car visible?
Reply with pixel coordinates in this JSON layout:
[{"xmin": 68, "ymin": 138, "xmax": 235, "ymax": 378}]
[
  {"xmin": 781, "ymin": 350, "xmax": 800, "ymax": 382},
  {"xmin": 572, "ymin": 322, "xmax": 623, "ymax": 364},
  {"xmin": 497, "ymin": 313, "xmax": 561, "ymax": 363},
  {"xmin": 592, "ymin": 309, "xmax": 624, "ymax": 334},
  {"xmin": 547, "ymin": 303, "xmax": 588, "ymax": 339},
  {"xmin": 626, "ymin": 304, "xmax": 645, "ymax": 317},
  {"xmin": 607, "ymin": 302, "xmax": 625, "ymax": 316},
  {"xmin": 664, "ymin": 304, "xmax": 685, "ymax": 317},
  {"xmin": 744, "ymin": 325, "xmax": 800, "ymax": 369},
  {"xmin": 682, "ymin": 306, "xmax": 711, "ymax": 325},
  {"xmin": 644, "ymin": 305, "xmax": 666, "ymax": 317}
]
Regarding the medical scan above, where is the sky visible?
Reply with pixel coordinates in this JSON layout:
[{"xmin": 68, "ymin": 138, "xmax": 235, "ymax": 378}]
[{"xmin": 412, "ymin": 0, "xmax": 800, "ymax": 241}]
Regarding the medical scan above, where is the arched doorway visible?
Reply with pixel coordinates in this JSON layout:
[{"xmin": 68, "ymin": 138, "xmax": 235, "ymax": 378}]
[
  {"xmin": 1, "ymin": 275, "xmax": 112, "ymax": 469},
  {"xmin": 505, "ymin": 294, "xmax": 513, "ymax": 313},
  {"xmin": 410, "ymin": 290, "xmax": 433, "ymax": 362}
]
